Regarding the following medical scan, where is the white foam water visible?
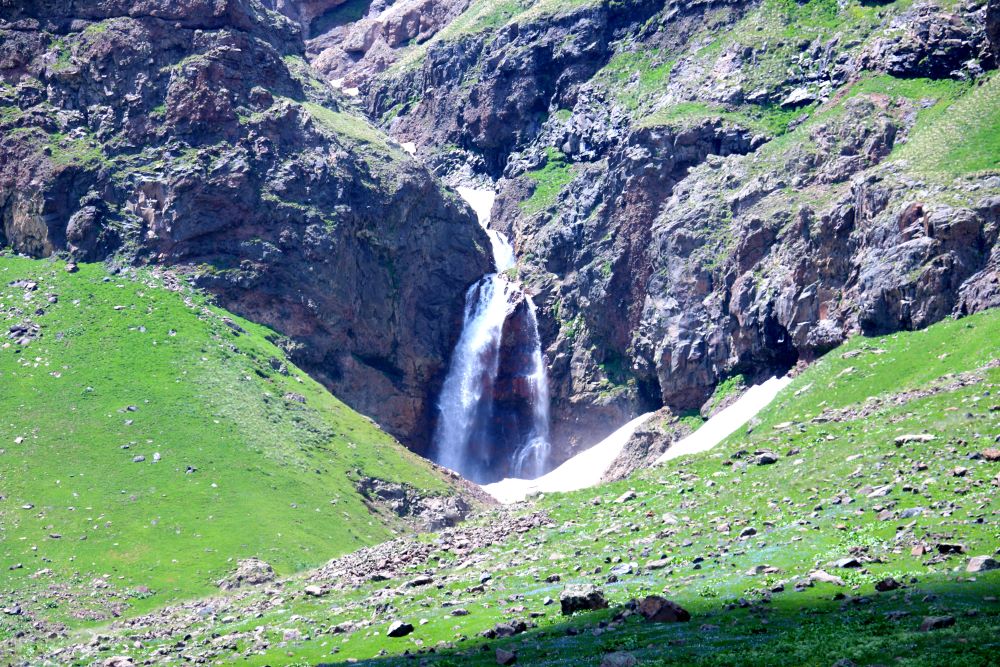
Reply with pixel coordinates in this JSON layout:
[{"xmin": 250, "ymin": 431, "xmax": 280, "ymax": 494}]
[{"xmin": 431, "ymin": 187, "xmax": 551, "ymax": 481}]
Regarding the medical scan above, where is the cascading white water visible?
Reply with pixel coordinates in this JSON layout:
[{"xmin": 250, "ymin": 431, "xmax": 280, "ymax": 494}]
[
  {"xmin": 510, "ymin": 295, "xmax": 550, "ymax": 479},
  {"xmin": 433, "ymin": 274, "xmax": 515, "ymax": 479},
  {"xmin": 432, "ymin": 187, "xmax": 551, "ymax": 482}
]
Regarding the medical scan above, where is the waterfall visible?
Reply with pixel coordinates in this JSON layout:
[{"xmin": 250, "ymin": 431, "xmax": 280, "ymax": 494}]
[
  {"xmin": 433, "ymin": 274, "xmax": 515, "ymax": 479},
  {"xmin": 510, "ymin": 295, "xmax": 550, "ymax": 479},
  {"xmin": 432, "ymin": 187, "xmax": 551, "ymax": 483}
]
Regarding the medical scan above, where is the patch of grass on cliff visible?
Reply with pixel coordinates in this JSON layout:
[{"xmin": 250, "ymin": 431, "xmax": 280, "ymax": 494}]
[
  {"xmin": 438, "ymin": 0, "xmax": 598, "ymax": 40},
  {"xmin": 640, "ymin": 100, "xmax": 808, "ymax": 137},
  {"xmin": 303, "ymin": 101, "xmax": 407, "ymax": 160},
  {"xmin": 0, "ymin": 256, "xmax": 454, "ymax": 629},
  {"xmin": 892, "ymin": 72, "xmax": 1000, "ymax": 175},
  {"xmin": 739, "ymin": 73, "xmax": 966, "ymax": 178},
  {"xmin": 46, "ymin": 130, "xmax": 109, "ymax": 168},
  {"xmin": 520, "ymin": 148, "xmax": 576, "ymax": 215},
  {"xmin": 640, "ymin": 101, "xmax": 730, "ymax": 129},
  {"xmin": 701, "ymin": 372, "xmax": 747, "ymax": 415},
  {"xmin": 689, "ymin": 0, "xmax": 901, "ymax": 104},
  {"xmin": 595, "ymin": 49, "xmax": 675, "ymax": 111},
  {"xmin": 41, "ymin": 308, "xmax": 1000, "ymax": 667}
]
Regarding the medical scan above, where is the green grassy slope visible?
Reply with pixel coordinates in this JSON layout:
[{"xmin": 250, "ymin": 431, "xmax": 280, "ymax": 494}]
[
  {"xmin": 24, "ymin": 308, "xmax": 997, "ymax": 666},
  {"xmin": 0, "ymin": 255, "xmax": 457, "ymax": 630}
]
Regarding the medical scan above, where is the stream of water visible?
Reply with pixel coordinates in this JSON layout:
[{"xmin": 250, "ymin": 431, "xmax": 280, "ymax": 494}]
[{"xmin": 431, "ymin": 188, "xmax": 551, "ymax": 483}]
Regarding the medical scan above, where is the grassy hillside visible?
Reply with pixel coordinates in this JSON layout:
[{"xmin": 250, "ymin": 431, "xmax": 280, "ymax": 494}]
[
  {"xmin": 15, "ymin": 307, "xmax": 998, "ymax": 665},
  {"xmin": 0, "ymin": 255, "xmax": 459, "ymax": 632}
]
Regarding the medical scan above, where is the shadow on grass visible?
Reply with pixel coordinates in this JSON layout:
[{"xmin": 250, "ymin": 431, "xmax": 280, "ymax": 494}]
[{"xmin": 320, "ymin": 574, "xmax": 1000, "ymax": 667}]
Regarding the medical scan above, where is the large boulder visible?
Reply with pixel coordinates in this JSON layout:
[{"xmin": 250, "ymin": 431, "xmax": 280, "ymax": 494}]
[
  {"xmin": 559, "ymin": 584, "xmax": 608, "ymax": 615},
  {"xmin": 637, "ymin": 595, "xmax": 691, "ymax": 623}
]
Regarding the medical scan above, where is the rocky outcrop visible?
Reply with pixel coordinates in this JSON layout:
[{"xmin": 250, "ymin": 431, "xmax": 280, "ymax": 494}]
[
  {"xmin": 356, "ymin": 475, "xmax": 489, "ymax": 530},
  {"xmin": 857, "ymin": 3, "xmax": 991, "ymax": 78},
  {"xmin": 0, "ymin": 0, "xmax": 491, "ymax": 453},
  {"xmin": 602, "ymin": 409, "xmax": 693, "ymax": 482},
  {"xmin": 368, "ymin": 0, "xmax": 667, "ymax": 175},
  {"xmin": 216, "ymin": 558, "xmax": 276, "ymax": 590},
  {"xmin": 307, "ymin": 0, "xmax": 473, "ymax": 86}
]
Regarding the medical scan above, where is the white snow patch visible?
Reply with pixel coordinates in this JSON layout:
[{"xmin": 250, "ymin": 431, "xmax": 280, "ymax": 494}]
[
  {"xmin": 481, "ymin": 374, "xmax": 792, "ymax": 503},
  {"xmin": 400, "ymin": 141, "xmax": 417, "ymax": 156},
  {"xmin": 330, "ymin": 77, "xmax": 360, "ymax": 97},
  {"xmin": 482, "ymin": 412, "xmax": 655, "ymax": 503},
  {"xmin": 655, "ymin": 375, "xmax": 792, "ymax": 465}
]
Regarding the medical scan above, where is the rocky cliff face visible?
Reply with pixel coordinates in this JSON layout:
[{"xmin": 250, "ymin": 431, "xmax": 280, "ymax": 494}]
[
  {"xmin": 5, "ymin": 0, "xmax": 997, "ymax": 474},
  {"xmin": 0, "ymin": 0, "xmax": 491, "ymax": 453},
  {"xmin": 305, "ymin": 0, "xmax": 473, "ymax": 87},
  {"xmin": 321, "ymin": 0, "xmax": 999, "ymax": 462}
]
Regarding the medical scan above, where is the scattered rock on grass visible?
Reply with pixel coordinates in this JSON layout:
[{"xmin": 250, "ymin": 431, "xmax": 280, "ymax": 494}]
[
  {"xmin": 386, "ymin": 620, "xmax": 414, "ymax": 637},
  {"xmin": 637, "ymin": 596, "xmax": 690, "ymax": 622},
  {"xmin": 919, "ymin": 615, "xmax": 955, "ymax": 631},
  {"xmin": 875, "ymin": 577, "xmax": 902, "ymax": 592},
  {"xmin": 810, "ymin": 570, "xmax": 845, "ymax": 586},
  {"xmin": 895, "ymin": 434, "xmax": 935, "ymax": 445},
  {"xmin": 496, "ymin": 648, "xmax": 517, "ymax": 665},
  {"xmin": 560, "ymin": 584, "xmax": 608, "ymax": 615},
  {"xmin": 103, "ymin": 658, "xmax": 135, "ymax": 667},
  {"xmin": 600, "ymin": 652, "xmax": 637, "ymax": 667},
  {"xmin": 967, "ymin": 556, "xmax": 999, "ymax": 573},
  {"xmin": 615, "ymin": 490, "xmax": 637, "ymax": 503},
  {"xmin": 755, "ymin": 452, "xmax": 778, "ymax": 465}
]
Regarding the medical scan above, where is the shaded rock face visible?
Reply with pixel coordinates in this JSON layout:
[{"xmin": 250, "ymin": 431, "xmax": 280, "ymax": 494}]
[
  {"xmin": 306, "ymin": 0, "xmax": 473, "ymax": 86},
  {"xmin": 489, "ymin": 295, "xmax": 547, "ymax": 479},
  {"xmin": 506, "ymin": 94, "xmax": 998, "ymax": 460},
  {"xmin": 858, "ymin": 4, "xmax": 992, "ymax": 78},
  {"xmin": 0, "ymin": 0, "xmax": 491, "ymax": 453},
  {"xmin": 989, "ymin": 0, "xmax": 1000, "ymax": 62},
  {"xmin": 261, "ymin": 0, "xmax": 352, "ymax": 38},
  {"xmin": 493, "ymin": 120, "xmax": 760, "ymax": 459}
]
